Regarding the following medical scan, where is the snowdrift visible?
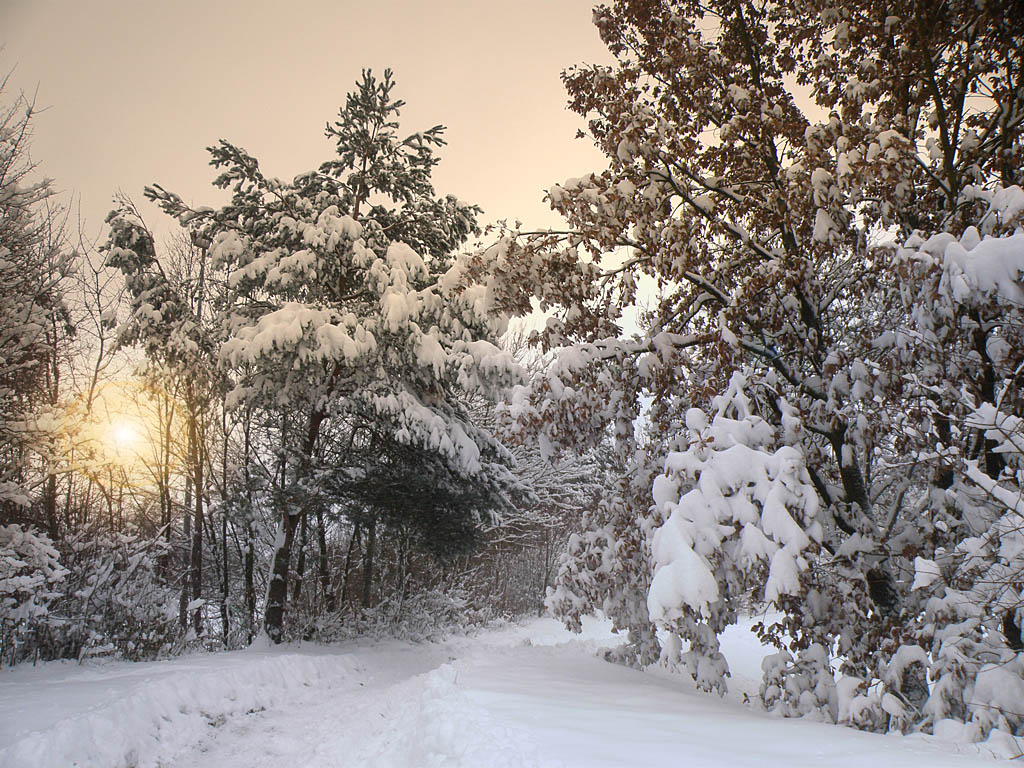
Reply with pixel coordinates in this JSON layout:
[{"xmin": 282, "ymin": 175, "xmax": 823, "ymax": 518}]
[{"xmin": 0, "ymin": 649, "xmax": 357, "ymax": 768}]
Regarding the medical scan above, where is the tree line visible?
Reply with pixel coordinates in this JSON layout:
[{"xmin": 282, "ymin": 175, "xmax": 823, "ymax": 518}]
[{"xmin": 0, "ymin": 69, "xmax": 606, "ymax": 661}]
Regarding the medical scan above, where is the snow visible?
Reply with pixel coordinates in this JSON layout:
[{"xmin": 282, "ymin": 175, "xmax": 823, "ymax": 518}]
[
  {"xmin": 0, "ymin": 618, "xmax": 1011, "ymax": 768},
  {"xmin": 0, "ymin": 647, "xmax": 361, "ymax": 768},
  {"xmin": 0, "ymin": 617, "xmax": 1014, "ymax": 767},
  {"xmin": 813, "ymin": 208, "xmax": 836, "ymax": 242},
  {"xmin": 648, "ymin": 380, "xmax": 821, "ymax": 629},
  {"xmin": 900, "ymin": 192, "xmax": 1024, "ymax": 306},
  {"xmin": 911, "ymin": 556, "xmax": 942, "ymax": 590},
  {"xmin": 648, "ymin": 539, "xmax": 720, "ymax": 621}
]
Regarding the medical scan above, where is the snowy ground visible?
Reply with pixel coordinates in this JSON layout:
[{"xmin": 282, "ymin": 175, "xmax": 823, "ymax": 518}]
[{"xmin": 0, "ymin": 616, "xmax": 1018, "ymax": 767}]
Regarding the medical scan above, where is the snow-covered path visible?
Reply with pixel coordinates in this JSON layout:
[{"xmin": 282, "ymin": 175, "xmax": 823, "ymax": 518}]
[{"xmin": 0, "ymin": 618, "xmax": 1016, "ymax": 767}]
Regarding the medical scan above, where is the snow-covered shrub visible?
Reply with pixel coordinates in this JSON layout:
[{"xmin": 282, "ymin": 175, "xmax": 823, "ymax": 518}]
[
  {"xmin": 760, "ymin": 644, "xmax": 837, "ymax": 722},
  {"xmin": 647, "ymin": 372, "xmax": 823, "ymax": 695},
  {"xmin": 546, "ymin": 465, "xmax": 661, "ymax": 668},
  {"xmin": 0, "ymin": 524, "xmax": 66, "ymax": 664},
  {"xmin": 39, "ymin": 528, "xmax": 181, "ymax": 661},
  {"xmin": 883, "ymin": 184, "xmax": 1024, "ymax": 738},
  {"xmin": 836, "ymin": 677, "xmax": 891, "ymax": 733},
  {"xmin": 374, "ymin": 587, "xmax": 493, "ymax": 642},
  {"xmin": 296, "ymin": 584, "xmax": 494, "ymax": 644}
]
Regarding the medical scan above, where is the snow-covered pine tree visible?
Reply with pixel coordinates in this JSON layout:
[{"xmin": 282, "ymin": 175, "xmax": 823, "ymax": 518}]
[
  {"xmin": 466, "ymin": 0, "xmax": 1024, "ymax": 735},
  {"xmin": 144, "ymin": 70, "xmax": 526, "ymax": 641}
]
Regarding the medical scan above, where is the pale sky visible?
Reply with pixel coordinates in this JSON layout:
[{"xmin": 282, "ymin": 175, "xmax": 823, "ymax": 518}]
[{"xmin": 1, "ymin": 0, "xmax": 612, "ymax": 246}]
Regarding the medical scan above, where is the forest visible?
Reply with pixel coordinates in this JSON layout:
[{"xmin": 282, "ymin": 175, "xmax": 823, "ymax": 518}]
[{"xmin": 3, "ymin": 0, "xmax": 1024, "ymax": 744}]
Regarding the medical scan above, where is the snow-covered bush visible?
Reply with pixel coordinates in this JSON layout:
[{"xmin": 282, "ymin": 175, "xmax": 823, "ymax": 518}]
[
  {"xmin": 761, "ymin": 644, "xmax": 837, "ymax": 722},
  {"xmin": 0, "ymin": 525, "xmax": 66, "ymax": 664},
  {"xmin": 31, "ymin": 528, "xmax": 182, "ymax": 662},
  {"xmin": 547, "ymin": 465, "xmax": 661, "ymax": 668},
  {"xmin": 647, "ymin": 373, "xmax": 823, "ymax": 695},
  {"xmin": 296, "ymin": 584, "xmax": 494, "ymax": 644}
]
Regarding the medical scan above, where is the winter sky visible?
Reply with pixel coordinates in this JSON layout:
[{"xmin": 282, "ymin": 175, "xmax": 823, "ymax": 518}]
[{"xmin": 0, "ymin": 0, "xmax": 611, "ymax": 246}]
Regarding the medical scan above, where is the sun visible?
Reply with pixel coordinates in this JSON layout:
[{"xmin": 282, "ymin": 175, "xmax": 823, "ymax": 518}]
[
  {"xmin": 63, "ymin": 378, "xmax": 187, "ymax": 485},
  {"xmin": 108, "ymin": 420, "xmax": 142, "ymax": 455}
]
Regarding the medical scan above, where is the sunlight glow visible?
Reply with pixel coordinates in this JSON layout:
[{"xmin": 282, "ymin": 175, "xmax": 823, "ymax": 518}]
[
  {"xmin": 109, "ymin": 421, "xmax": 141, "ymax": 452},
  {"xmin": 64, "ymin": 379, "xmax": 186, "ymax": 487}
]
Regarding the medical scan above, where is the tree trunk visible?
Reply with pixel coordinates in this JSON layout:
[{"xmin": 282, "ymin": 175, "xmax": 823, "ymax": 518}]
[
  {"xmin": 242, "ymin": 411, "xmax": 256, "ymax": 643},
  {"xmin": 829, "ymin": 428, "xmax": 899, "ymax": 613},
  {"xmin": 159, "ymin": 394, "xmax": 175, "ymax": 579},
  {"xmin": 262, "ymin": 408, "xmax": 325, "ymax": 642},
  {"xmin": 293, "ymin": 510, "xmax": 308, "ymax": 602},
  {"xmin": 43, "ymin": 473, "xmax": 58, "ymax": 541},
  {"xmin": 244, "ymin": 517, "xmax": 256, "ymax": 643},
  {"xmin": 341, "ymin": 522, "xmax": 360, "ymax": 608},
  {"xmin": 934, "ymin": 413, "xmax": 955, "ymax": 490},
  {"xmin": 362, "ymin": 518, "xmax": 377, "ymax": 609},
  {"xmin": 220, "ymin": 505, "xmax": 229, "ymax": 646},
  {"xmin": 220, "ymin": 410, "xmax": 230, "ymax": 647},
  {"xmin": 829, "ymin": 427, "xmax": 871, "ymax": 517},
  {"xmin": 188, "ymin": 410, "xmax": 204, "ymax": 636},
  {"xmin": 264, "ymin": 510, "xmax": 301, "ymax": 642},
  {"xmin": 971, "ymin": 321, "xmax": 1006, "ymax": 480},
  {"xmin": 540, "ymin": 529, "xmax": 555, "ymax": 616},
  {"xmin": 317, "ymin": 507, "xmax": 335, "ymax": 612},
  {"xmin": 396, "ymin": 529, "xmax": 411, "ymax": 619},
  {"xmin": 180, "ymin": 478, "xmax": 192, "ymax": 631}
]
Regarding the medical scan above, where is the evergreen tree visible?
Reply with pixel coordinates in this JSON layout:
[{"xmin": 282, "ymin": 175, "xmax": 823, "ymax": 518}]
[{"xmin": 142, "ymin": 70, "xmax": 525, "ymax": 641}]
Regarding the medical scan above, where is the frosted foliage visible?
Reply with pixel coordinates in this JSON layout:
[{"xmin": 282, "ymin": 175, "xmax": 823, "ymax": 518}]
[
  {"xmin": 469, "ymin": 0, "xmax": 1024, "ymax": 738},
  {"xmin": 545, "ymin": 466, "xmax": 662, "ymax": 669},
  {"xmin": 900, "ymin": 187, "xmax": 1024, "ymax": 316},
  {"xmin": 0, "ymin": 525, "xmax": 66, "ymax": 623},
  {"xmin": 970, "ymin": 657, "xmax": 1024, "ymax": 735},
  {"xmin": 647, "ymin": 373, "xmax": 821, "ymax": 694},
  {"xmin": 221, "ymin": 303, "xmax": 377, "ymax": 368},
  {"xmin": 0, "ymin": 94, "xmax": 71, "ymax": 507},
  {"xmin": 761, "ymin": 644, "xmax": 837, "ymax": 722},
  {"xmin": 55, "ymin": 529, "xmax": 180, "ymax": 662},
  {"xmin": 902, "ymin": 228, "xmax": 1024, "ymax": 306},
  {"xmin": 212, "ymin": 213, "xmax": 523, "ymax": 477},
  {"xmin": 965, "ymin": 402, "xmax": 1024, "ymax": 458},
  {"xmin": 214, "ymin": 208, "xmax": 525, "ymax": 457},
  {"xmin": 371, "ymin": 390, "xmax": 482, "ymax": 476}
]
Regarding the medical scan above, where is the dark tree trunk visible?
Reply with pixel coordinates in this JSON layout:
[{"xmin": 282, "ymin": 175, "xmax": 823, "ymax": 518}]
[
  {"xmin": 934, "ymin": 413, "xmax": 955, "ymax": 490},
  {"xmin": 293, "ymin": 510, "xmax": 308, "ymax": 602},
  {"xmin": 244, "ymin": 518, "xmax": 256, "ymax": 643},
  {"xmin": 262, "ymin": 408, "xmax": 325, "ymax": 642},
  {"xmin": 180, "ymin": 478, "xmax": 192, "ymax": 631},
  {"xmin": 396, "ymin": 529, "xmax": 411, "ymax": 617},
  {"xmin": 189, "ymin": 413, "xmax": 204, "ymax": 636},
  {"xmin": 362, "ymin": 518, "xmax": 377, "ymax": 609},
  {"xmin": 220, "ymin": 506, "xmax": 229, "ymax": 646},
  {"xmin": 828, "ymin": 427, "xmax": 871, "ymax": 517},
  {"xmin": 341, "ymin": 522, "xmax": 360, "ymax": 607},
  {"xmin": 829, "ymin": 427, "xmax": 900, "ymax": 613},
  {"xmin": 317, "ymin": 507, "xmax": 335, "ymax": 612},
  {"xmin": 264, "ymin": 510, "xmax": 301, "ymax": 642},
  {"xmin": 43, "ymin": 473, "xmax": 58, "ymax": 541},
  {"xmin": 242, "ymin": 412, "xmax": 256, "ymax": 643}
]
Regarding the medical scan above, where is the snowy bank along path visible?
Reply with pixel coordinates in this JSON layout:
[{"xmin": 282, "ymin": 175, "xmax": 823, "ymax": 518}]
[{"xmin": 0, "ymin": 616, "xmax": 1017, "ymax": 767}]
